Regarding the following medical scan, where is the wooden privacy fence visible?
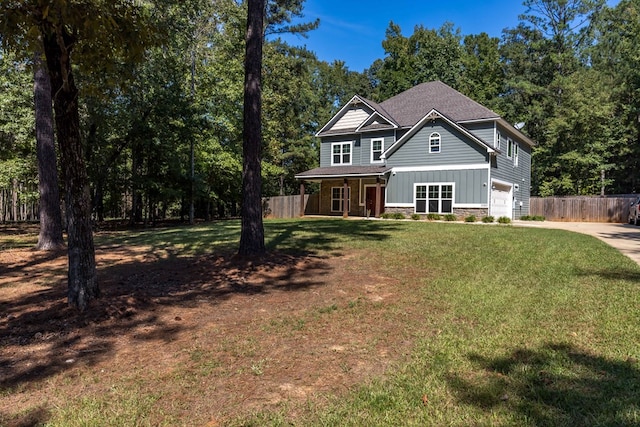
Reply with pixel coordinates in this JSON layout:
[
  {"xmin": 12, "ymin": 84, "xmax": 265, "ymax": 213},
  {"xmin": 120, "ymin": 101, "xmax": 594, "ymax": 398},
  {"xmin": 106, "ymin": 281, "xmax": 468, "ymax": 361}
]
[
  {"xmin": 530, "ymin": 196, "xmax": 635, "ymax": 223},
  {"xmin": 262, "ymin": 194, "xmax": 319, "ymax": 219}
]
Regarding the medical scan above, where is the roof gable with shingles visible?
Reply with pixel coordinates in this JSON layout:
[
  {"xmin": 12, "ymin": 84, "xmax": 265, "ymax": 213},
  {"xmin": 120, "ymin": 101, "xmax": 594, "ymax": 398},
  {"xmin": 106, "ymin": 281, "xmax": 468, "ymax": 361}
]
[{"xmin": 379, "ymin": 81, "xmax": 500, "ymax": 127}]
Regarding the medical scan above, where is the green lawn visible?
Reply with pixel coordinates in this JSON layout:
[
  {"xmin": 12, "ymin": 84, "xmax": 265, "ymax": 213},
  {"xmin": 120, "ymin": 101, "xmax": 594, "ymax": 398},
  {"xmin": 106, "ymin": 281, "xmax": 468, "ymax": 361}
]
[
  {"xmin": 257, "ymin": 219, "xmax": 640, "ymax": 426},
  {"xmin": 3, "ymin": 218, "xmax": 639, "ymax": 426}
]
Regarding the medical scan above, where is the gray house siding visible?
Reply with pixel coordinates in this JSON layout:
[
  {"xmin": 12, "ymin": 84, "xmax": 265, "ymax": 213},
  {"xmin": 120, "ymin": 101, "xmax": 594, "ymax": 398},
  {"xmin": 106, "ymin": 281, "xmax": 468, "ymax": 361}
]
[
  {"xmin": 360, "ymin": 131, "xmax": 395, "ymax": 166},
  {"xmin": 320, "ymin": 132, "xmax": 396, "ymax": 167},
  {"xmin": 386, "ymin": 168, "xmax": 489, "ymax": 205},
  {"xmin": 489, "ymin": 126, "xmax": 532, "ymax": 218},
  {"xmin": 385, "ymin": 120, "xmax": 489, "ymax": 168},
  {"xmin": 462, "ymin": 121, "xmax": 496, "ymax": 146},
  {"xmin": 320, "ymin": 135, "xmax": 360, "ymax": 167}
]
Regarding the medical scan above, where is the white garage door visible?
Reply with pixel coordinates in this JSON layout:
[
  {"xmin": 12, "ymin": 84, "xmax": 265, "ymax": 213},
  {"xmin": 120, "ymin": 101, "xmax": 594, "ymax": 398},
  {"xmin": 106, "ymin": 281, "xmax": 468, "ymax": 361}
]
[{"xmin": 491, "ymin": 182, "xmax": 512, "ymax": 219}]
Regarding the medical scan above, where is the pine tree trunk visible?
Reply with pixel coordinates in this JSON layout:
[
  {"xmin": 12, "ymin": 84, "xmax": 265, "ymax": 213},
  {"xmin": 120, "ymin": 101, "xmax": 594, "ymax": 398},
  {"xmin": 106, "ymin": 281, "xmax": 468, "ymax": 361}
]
[
  {"xmin": 238, "ymin": 0, "xmax": 266, "ymax": 257},
  {"xmin": 41, "ymin": 28, "xmax": 98, "ymax": 311},
  {"xmin": 34, "ymin": 51, "xmax": 65, "ymax": 251}
]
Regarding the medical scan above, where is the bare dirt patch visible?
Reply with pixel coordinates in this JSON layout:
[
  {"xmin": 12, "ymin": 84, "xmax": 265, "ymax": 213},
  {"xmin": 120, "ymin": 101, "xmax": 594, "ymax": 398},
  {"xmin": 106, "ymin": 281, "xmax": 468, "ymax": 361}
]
[{"xmin": 0, "ymin": 229, "xmax": 419, "ymax": 425}]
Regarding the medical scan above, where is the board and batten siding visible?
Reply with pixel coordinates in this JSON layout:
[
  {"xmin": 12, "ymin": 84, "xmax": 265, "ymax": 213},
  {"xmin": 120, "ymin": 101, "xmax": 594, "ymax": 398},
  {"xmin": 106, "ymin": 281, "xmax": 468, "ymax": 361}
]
[
  {"xmin": 462, "ymin": 121, "xmax": 496, "ymax": 145},
  {"xmin": 331, "ymin": 106, "xmax": 371, "ymax": 130},
  {"xmin": 385, "ymin": 120, "xmax": 489, "ymax": 168},
  {"xmin": 386, "ymin": 168, "xmax": 489, "ymax": 205}
]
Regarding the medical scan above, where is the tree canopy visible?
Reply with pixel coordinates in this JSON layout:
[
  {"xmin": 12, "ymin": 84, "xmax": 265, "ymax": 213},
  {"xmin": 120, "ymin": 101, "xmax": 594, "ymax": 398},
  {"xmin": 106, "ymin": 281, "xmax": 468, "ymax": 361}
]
[{"xmin": 1, "ymin": 0, "xmax": 639, "ymax": 247}]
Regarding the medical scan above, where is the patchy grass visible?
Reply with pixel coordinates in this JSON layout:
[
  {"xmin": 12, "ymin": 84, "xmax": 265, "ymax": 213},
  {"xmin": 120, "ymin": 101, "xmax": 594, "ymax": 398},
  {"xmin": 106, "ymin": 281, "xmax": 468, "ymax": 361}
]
[{"xmin": 1, "ymin": 219, "xmax": 639, "ymax": 426}]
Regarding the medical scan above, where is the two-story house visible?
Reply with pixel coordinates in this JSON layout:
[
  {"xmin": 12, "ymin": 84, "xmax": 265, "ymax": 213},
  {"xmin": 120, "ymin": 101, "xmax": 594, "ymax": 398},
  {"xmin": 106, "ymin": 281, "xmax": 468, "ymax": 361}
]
[{"xmin": 295, "ymin": 81, "xmax": 535, "ymax": 219}]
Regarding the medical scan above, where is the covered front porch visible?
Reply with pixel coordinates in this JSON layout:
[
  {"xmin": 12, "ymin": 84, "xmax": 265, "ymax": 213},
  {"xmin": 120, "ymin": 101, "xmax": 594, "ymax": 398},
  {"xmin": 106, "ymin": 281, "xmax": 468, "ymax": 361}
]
[{"xmin": 295, "ymin": 166, "xmax": 390, "ymax": 218}]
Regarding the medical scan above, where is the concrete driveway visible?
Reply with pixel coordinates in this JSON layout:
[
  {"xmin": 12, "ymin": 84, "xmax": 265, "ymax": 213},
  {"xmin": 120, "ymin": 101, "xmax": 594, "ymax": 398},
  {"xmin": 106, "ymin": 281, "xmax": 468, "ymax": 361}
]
[{"xmin": 515, "ymin": 221, "xmax": 640, "ymax": 266}]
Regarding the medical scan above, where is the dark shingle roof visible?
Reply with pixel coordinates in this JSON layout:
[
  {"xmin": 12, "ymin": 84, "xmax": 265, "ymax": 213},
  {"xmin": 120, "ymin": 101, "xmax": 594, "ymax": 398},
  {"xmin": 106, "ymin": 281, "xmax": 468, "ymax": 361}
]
[
  {"xmin": 295, "ymin": 165, "xmax": 391, "ymax": 179},
  {"xmin": 379, "ymin": 81, "xmax": 500, "ymax": 127}
]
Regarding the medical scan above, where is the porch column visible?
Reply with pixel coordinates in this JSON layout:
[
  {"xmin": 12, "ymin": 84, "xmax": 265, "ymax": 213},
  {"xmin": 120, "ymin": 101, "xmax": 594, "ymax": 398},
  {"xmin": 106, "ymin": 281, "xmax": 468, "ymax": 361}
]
[
  {"xmin": 299, "ymin": 182, "xmax": 305, "ymax": 217},
  {"xmin": 375, "ymin": 177, "xmax": 382, "ymax": 218},
  {"xmin": 343, "ymin": 178, "xmax": 349, "ymax": 218}
]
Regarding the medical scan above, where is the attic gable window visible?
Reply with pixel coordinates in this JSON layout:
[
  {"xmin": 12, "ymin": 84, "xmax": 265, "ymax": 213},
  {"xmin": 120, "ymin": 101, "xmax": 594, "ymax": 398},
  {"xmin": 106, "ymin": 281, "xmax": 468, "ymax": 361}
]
[
  {"xmin": 331, "ymin": 142, "xmax": 352, "ymax": 166},
  {"xmin": 429, "ymin": 132, "xmax": 441, "ymax": 153},
  {"xmin": 371, "ymin": 138, "xmax": 384, "ymax": 163}
]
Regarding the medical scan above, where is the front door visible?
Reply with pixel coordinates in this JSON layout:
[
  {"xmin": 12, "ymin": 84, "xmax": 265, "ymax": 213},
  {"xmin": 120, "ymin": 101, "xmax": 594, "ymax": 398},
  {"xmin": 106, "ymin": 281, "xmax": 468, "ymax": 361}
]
[{"xmin": 365, "ymin": 186, "xmax": 385, "ymax": 216}]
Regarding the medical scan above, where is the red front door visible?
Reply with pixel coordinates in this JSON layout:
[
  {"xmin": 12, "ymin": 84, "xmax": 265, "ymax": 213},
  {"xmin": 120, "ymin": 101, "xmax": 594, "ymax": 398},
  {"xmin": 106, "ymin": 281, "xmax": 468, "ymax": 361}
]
[{"xmin": 366, "ymin": 186, "xmax": 385, "ymax": 216}]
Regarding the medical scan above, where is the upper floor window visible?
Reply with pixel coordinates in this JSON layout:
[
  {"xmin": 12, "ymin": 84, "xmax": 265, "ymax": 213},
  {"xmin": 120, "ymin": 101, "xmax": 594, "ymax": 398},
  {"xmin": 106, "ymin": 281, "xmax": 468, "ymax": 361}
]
[
  {"xmin": 331, "ymin": 142, "xmax": 352, "ymax": 165},
  {"xmin": 371, "ymin": 138, "xmax": 384, "ymax": 163},
  {"xmin": 513, "ymin": 142, "xmax": 519, "ymax": 167},
  {"xmin": 495, "ymin": 131, "xmax": 502, "ymax": 149},
  {"xmin": 429, "ymin": 132, "xmax": 441, "ymax": 153},
  {"xmin": 331, "ymin": 187, "xmax": 351, "ymax": 212},
  {"xmin": 507, "ymin": 138, "xmax": 514, "ymax": 159}
]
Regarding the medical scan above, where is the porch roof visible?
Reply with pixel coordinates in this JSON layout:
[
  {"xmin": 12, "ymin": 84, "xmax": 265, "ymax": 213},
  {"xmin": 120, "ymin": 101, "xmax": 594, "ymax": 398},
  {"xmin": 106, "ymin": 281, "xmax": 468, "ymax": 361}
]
[{"xmin": 295, "ymin": 165, "xmax": 392, "ymax": 180}]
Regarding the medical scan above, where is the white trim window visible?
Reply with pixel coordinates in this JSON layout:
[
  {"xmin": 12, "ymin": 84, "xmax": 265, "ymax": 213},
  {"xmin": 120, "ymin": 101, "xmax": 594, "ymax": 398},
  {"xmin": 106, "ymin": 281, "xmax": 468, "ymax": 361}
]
[
  {"xmin": 495, "ymin": 131, "xmax": 502, "ymax": 150},
  {"xmin": 371, "ymin": 138, "xmax": 384, "ymax": 163},
  {"xmin": 429, "ymin": 132, "xmax": 441, "ymax": 153},
  {"xmin": 331, "ymin": 142, "xmax": 352, "ymax": 166},
  {"xmin": 507, "ymin": 138, "xmax": 514, "ymax": 159},
  {"xmin": 331, "ymin": 187, "xmax": 351, "ymax": 212},
  {"xmin": 415, "ymin": 183, "xmax": 453, "ymax": 214},
  {"xmin": 513, "ymin": 142, "xmax": 519, "ymax": 167}
]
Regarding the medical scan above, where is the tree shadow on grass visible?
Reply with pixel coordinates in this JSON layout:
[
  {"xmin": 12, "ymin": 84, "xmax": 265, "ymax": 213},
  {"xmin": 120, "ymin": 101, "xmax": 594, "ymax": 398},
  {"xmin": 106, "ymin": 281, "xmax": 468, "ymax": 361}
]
[
  {"xmin": 0, "ymin": 249, "xmax": 331, "ymax": 391},
  {"xmin": 0, "ymin": 219, "xmax": 400, "ymax": 411},
  {"xmin": 575, "ymin": 266, "xmax": 640, "ymax": 284},
  {"xmin": 265, "ymin": 218, "xmax": 404, "ymax": 254},
  {"xmin": 448, "ymin": 342, "xmax": 640, "ymax": 426}
]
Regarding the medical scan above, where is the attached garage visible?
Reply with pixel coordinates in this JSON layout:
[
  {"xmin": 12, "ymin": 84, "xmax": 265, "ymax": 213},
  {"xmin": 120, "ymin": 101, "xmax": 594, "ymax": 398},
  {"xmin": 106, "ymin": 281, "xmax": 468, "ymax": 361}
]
[{"xmin": 490, "ymin": 181, "xmax": 512, "ymax": 219}]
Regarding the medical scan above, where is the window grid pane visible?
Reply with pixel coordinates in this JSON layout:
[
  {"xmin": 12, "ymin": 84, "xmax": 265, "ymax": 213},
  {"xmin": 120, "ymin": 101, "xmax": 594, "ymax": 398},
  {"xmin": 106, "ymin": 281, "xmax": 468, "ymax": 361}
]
[
  {"xmin": 332, "ymin": 143, "xmax": 351, "ymax": 165},
  {"xmin": 429, "ymin": 133, "xmax": 441, "ymax": 153},
  {"xmin": 417, "ymin": 184, "xmax": 454, "ymax": 214}
]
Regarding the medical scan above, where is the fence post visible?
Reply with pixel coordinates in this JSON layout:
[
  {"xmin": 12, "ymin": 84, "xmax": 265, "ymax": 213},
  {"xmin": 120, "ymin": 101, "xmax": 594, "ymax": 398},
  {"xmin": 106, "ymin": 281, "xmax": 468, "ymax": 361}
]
[{"xmin": 299, "ymin": 182, "xmax": 305, "ymax": 217}]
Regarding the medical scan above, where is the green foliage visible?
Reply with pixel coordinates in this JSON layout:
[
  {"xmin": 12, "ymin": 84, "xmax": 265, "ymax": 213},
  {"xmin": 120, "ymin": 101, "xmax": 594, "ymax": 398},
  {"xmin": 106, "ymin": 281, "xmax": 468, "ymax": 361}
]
[
  {"xmin": 381, "ymin": 212, "xmax": 405, "ymax": 220},
  {"xmin": 426, "ymin": 213, "xmax": 441, "ymax": 221},
  {"xmin": 410, "ymin": 213, "xmax": 421, "ymax": 220},
  {"xmin": 520, "ymin": 215, "xmax": 545, "ymax": 221},
  {"xmin": 1, "ymin": 0, "xmax": 640, "ymax": 221},
  {"xmin": 0, "ymin": 51, "xmax": 36, "ymax": 190},
  {"xmin": 444, "ymin": 214, "xmax": 457, "ymax": 221},
  {"xmin": 482, "ymin": 216, "xmax": 494, "ymax": 223},
  {"xmin": 497, "ymin": 216, "xmax": 512, "ymax": 224},
  {"xmin": 464, "ymin": 215, "xmax": 477, "ymax": 222},
  {"xmin": 370, "ymin": 22, "xmax": 464, "ymax": 100}
]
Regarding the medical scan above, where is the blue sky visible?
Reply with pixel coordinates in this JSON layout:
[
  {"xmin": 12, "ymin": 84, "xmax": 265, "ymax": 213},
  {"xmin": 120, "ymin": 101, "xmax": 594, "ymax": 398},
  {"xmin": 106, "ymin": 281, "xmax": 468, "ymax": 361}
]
[{"xmin": 279, "ymin": 0, "xmax": 620, "ymax": 72}]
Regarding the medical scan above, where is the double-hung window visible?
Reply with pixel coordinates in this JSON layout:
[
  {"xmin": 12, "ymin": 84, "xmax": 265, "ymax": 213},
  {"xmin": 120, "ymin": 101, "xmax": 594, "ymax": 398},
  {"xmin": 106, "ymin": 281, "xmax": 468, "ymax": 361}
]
[
  {"xmin": 507, "ymin": 138, "xmax": 519, "ymax": 166},
  {"xmin": 415, "ymin": 184, "xmax": 453, "ymax": 214},
  {"xmin": 495, "ymin": 131, "xmax": 502, "ymax": 150},
  {"xmin": 331, "ymin": 142, "xmax": 352, "ymax": 165},
  {"xmin": 429, "ymin": 132, "xmax": 441, "ymax": 153},
  {"xmin": 331, "ymin": 187, "xmax": 351, "ymax": 212},
  {"xmin": 371, "ymin": 138, "xmax": 384, "ymax": 163}
]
